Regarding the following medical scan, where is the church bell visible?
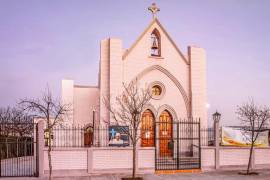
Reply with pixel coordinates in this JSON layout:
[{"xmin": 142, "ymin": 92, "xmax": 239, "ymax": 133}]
[{"xmin": 151, "ymin": 38, "xmax": 158, "ymax": 50}]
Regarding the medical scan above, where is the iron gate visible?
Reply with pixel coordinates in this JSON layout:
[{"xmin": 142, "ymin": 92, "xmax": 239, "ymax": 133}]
[
  {"xmin": 155, "ymin": 119, "xmax": 201, "ymax": 170},
  {"xmin": 0, "ymin": 123, "xmax": 38, "ymax": 177}
]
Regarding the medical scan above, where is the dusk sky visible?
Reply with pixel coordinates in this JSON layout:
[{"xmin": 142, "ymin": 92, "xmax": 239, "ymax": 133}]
[{"xmin": 1, "ymin": 0, "xmax": 270, "ymax": 125}]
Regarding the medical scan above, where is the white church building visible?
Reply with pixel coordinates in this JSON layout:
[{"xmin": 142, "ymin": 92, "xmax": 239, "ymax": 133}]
[
  {"xmin": 40, "ymin": 4, "xmax": 270, "ymax": 175},
  {"xmin": 61, "ymin": 4, "xmax": 207, "ymax": 131}
]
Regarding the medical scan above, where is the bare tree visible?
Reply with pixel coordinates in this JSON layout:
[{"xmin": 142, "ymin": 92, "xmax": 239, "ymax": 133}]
[
  {"xmin": 19, "ymin": 88, "xmax": 70, "ymax": 180},
  {"xmin": 104, "ymin": 80, "xmax": 152, "ymax": 179},
  {"xmin": 0, "ymin": 107, "xmax": 33, "ymax": 137},
  {"xmin": 236, "ymin": 99, "xmax": 270, "ymax": 175}
]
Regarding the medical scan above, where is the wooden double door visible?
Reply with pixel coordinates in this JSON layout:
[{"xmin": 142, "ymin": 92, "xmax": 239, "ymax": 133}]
[
  {"xmin": 159, "ymin": 110, "xmax": 173, "ymax": 157},
  {"xmin": 141, "ymin": 110, "xmax": 173, "ymax": 157}
]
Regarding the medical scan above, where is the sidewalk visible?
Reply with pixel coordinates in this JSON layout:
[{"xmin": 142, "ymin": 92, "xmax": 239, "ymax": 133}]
[{"xmin": 1, "ymin": 170, "xmax": 270, "ymax": 180}]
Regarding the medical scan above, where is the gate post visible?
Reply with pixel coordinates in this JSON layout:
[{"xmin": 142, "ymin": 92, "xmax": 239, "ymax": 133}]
[
  {"xmin": 37, "ymin": 120, "xmax": 45, "ymax": 177},
  {"xmin": 214, "ymin": 119, "xmax": 220, "ymax": 169},
  {"xmin": 176, "ymin": 122, "xmax": 179, "ymax": 169}
]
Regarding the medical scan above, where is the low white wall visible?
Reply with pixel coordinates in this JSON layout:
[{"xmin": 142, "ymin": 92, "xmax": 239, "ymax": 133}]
[
  {"xmin": 43, "ymin": 146, "xmax": 270, "ymax": 175},
  {"xmin": 201, "ymin": 147, "xmax": 215, "ymax": 168},
  {"xmin": 90, "ymin": 147, "xmax": 155, "ymax": 173},
  {"xmin": 201, "ymin": 146, "xmax": 270, "ymax": 170},
  {"xmin": 138, "ymin": 147, "xmax": 155, "ymax": 169},
  {"xmin": 220, "ymin": 147, "xmax": 249, "ymax": 166},
  {"xmin": 255, "ymin": 148, "xmax": 270, "ymax": 165},
  {"xmin": 92, "ymin": 148, "xmax": 132, "ymax": 170},
  {"xmin": 43, "ymin": 147, "xmax": 155, "ymax": 175},
  {"xmin": 44, "ymin": 148, "xmax": 88, "ymax": 171}
]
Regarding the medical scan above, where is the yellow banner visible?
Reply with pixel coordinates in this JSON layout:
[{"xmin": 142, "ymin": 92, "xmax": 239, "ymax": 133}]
[{"xmin": 221, "ymin": 127, "xmax": 269, "ymax": 147}]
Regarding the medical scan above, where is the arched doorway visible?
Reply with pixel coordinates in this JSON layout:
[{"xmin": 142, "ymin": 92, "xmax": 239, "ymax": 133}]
[
  {"xmin": 159, "ymin": 110, "xmax": 173, "ymax": 157},
  {"xmin": 141, "ymin": 109, "xmax": 155, "ymax": 147}
]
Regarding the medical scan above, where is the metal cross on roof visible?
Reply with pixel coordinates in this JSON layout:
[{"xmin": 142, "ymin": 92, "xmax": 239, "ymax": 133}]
[{"xmin": 148, "ymin": 3, "xmax": 160, "ymax": 19}]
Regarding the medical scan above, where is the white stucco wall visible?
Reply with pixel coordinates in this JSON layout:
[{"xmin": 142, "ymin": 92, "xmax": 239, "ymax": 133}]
[
  {"xmin": 44, "ymin": 149, "xmax": 88, "ymax": 170},
  {"xmin": 190, "ymin": 46, "xmax": 208, "ymax": 127},
  {"xmin": 43, "ymin": 147, "xmax": 270, "ymax": 175},
  {"xmin": 123, "ymin": 21, "xmax": 190, "ymax": 96},
  {"xmin": 104, "ymin": 20, "xmax": 193, "ymax": 122},
  {"xmin": 61, "ymin": 79, "xmax": 74, "ymax": 125},
  {"xmin": 137, "ymin": 69, "xmax": 187, "ymax": 119},
  {"xmin": 201, "ymin": 147, "xmax": 215, "ymax": 168},
  {"xmin": 73, "ymin": 86, "xmax": 99, "ymax": 126}
]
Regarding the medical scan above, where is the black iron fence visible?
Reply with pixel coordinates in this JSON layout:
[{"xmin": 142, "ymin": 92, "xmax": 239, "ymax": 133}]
[
  {"xmin": 0, "ymin": 123, "xmax": 38, "ymax": 177},
  {"xmin": 0, "ymin": 137, "xmax": 34, "ymax": 159},
  {"xmin": 46, "ymin": 124, "xmax": 216, "ymax": 148},
  {"xmin": 200, "ymin": 127, "xmax": 215, "ymax": 146}
]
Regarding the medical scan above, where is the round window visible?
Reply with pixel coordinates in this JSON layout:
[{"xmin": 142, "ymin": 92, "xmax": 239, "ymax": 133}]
[{"xmin": 152, "ymin": 85, "xmax": 162, "ymax": 96}]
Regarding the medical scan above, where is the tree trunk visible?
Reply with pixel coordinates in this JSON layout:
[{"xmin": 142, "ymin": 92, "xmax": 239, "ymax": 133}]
[
  {"xmin": 247, "ymin": 142, "xmax": 254, "ymax": 174},
  {"xmin": 48, "ymin": 131, "xmax": 52, "ymax": 180},
  {"xmin": 132, "ymin": 143, "xmax": 136, "ymax": 179}
]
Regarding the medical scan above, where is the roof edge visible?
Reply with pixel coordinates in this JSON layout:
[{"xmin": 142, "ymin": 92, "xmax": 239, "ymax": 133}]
[{"xmin": 122, "ymin": 18, "xmax": 189, "ymax": 65}]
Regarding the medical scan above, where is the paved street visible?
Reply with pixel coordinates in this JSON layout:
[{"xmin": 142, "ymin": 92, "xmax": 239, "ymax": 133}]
[{"xmin": 1, "ymin": 170, "xmax": 270, "ymax": 180}]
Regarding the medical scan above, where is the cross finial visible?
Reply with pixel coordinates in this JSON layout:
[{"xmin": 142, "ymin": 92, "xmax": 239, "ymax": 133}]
[{"xmin": 148, "ymin": 3, "xmax": 160, "ymax": 19}]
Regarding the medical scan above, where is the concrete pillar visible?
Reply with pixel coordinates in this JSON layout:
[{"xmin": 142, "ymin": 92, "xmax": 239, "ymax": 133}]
[
  {"xmin": 189, "ymin": 46, "xmax": 207, "ymax": 128},
  {"xmin": 37, "ymin": 120, "xmax": 45, "ymax": 177},
  {"xmin": 109, "ymin": 38, "xmax": 123, "ymax": 109},
  {"xmin": 87, "ymin": 148, "xmax": 93, "ymax": 173},
  {"xmin": 214, "ymin": 119, "xmax": 220, "ymax": 169},
  {"xmin": 99, "ymin": 39, "xmax": 110, "ymax": 126}
]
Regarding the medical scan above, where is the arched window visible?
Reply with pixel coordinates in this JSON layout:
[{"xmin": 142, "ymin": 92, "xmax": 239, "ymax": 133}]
[
  {"xmin": 150, "ymin": 29, "xmax": 161, "ymax": 56},
  {"xmin": 141, "ymin": 109, "xmax": 155, "ymax": 147}
]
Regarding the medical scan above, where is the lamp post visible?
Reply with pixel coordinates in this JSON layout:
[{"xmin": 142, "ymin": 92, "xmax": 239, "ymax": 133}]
[
  {"xmin": 213, "ymin": 111, "xmax": 221, "ymax": 123},
  {"xmin": 212, "ymin": 110, "xmax": 221, "ymax": 144},
  {"xmin": 212, "ymin": 110, "xmax": 221, "ymax": 169}
]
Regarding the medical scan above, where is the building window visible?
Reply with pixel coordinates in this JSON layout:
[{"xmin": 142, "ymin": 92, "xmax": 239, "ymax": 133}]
[
  {"xmin": 150, "ymin": 29, "xmax": 161, "ymax": 56},
  {"xmin": 149, "ymin": 82, "xmax": 165, "ymax": 100},
  {"xmin": 152, "ymin": 85, "xmax": 162, "ymax": 96}
]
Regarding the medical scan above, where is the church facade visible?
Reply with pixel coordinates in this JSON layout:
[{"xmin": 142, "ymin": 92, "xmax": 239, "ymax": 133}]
[{"xmin": 61, "ymin": 8, "xmax": 207, "ymax": 131}]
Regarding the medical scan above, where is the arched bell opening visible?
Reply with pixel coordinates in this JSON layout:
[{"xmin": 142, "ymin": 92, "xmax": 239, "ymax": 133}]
[{"xmin": 150, "ymin": 29, "xmax": 161, "ymax": 57}]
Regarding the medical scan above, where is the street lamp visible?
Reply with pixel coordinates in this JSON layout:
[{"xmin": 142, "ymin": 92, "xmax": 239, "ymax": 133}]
[{"xmin": 212, "ymin": 111, "xmax": 221, "ymax": 122}]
